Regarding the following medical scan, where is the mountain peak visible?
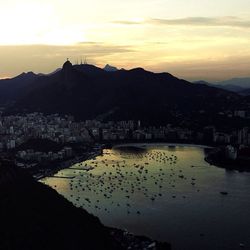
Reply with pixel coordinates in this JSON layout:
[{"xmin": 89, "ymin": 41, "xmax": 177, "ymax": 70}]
[
  {"xmin": 7, "ymin": 63, "xmax": 241, "ymax": 124},
  {"xmin": 19, "ymin": 71, "xmax": 36, "ymax": 77},
  {"xmin": 13, "ymin": 71, "xmax": 37, "ymax": 81},
  {"xmin": 129, "ymin": 67, "xmax": 148, "ymax": 74},
  {"xmin": 130, "ymin": 67, "xmax": 144, "ymax": 71},
  {"xmin": 103, "ymin": 64, "xmax": 118, "ymax": 72}
]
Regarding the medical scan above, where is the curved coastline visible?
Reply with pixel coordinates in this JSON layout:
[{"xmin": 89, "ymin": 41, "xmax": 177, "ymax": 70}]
[
  {"xmin": 113, "ymin": 142, "xmax": 213, "ymax": 150},
  {"xmin": 205, "ymin": 147, "xmax": 250, "ymax": 172},
  {"xmin": 42, "ymin": 143, "xmax": 250, "ymax": 249}
]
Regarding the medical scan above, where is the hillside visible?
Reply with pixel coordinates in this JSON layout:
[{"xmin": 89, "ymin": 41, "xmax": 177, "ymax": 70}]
[
  {"xmin": 0, "ymin": 72, "xmax": 38, "ymax": 104},
  {"xmin": 0, "ymin": 159, "xmax": 170, "ymax": 250},
  {"xmin": 194, "ymin": 80, "xmax": 246, "ymax": 93},
  {"xmin": 6, "ymin": 61, "xmax": 244, "ymax": 126},
  {"xmin": 0, "ymin": 160, "xmax": 119, "ymax": 250},
  {"xmin": 214, "ymin": 77, "xmax": 250, "ymax": 89}
]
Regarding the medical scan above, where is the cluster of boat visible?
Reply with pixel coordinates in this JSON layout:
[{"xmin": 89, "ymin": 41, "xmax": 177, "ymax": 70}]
[{"xmin": 63, "ymin": 149, "xmax": 207, "ymax": 215}]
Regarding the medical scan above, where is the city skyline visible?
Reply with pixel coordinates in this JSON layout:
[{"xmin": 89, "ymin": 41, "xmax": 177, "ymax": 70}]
[{"xmin": 1, "ymin": 0, "xmax": 250, "ymax": 81}]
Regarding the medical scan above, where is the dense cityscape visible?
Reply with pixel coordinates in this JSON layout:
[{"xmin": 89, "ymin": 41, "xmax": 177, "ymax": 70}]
[
  {"xmin": 1, "ymin": 0, "xmax": 250, "ymax": 248},
  {"xmin": 0, "ymin": 111, "xmax": 249, "ymax": 179}
]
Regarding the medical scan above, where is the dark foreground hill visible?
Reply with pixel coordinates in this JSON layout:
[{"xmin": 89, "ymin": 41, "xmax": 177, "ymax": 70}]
[
  {"xmin": 7, "ymin": 61, "xmax": 244, "ymax": 126},
  {"xmin": 0, "ymin": 160, "xmax": 170, "ymax": 250}
]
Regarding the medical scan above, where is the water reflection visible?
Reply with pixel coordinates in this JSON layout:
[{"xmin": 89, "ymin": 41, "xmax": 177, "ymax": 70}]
[{"xmin": 42, "ymin": 144, "xmax": 250, "ymax": 250}]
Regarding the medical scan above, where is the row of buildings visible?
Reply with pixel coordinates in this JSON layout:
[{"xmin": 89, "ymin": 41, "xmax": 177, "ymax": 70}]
[
  {"xmin": 0, "ymin": 113, "xmax": 250, "ymax": 153},
  {"xmin": 16, "ymin": 147, "xmax": 73, "ymax": 163}
]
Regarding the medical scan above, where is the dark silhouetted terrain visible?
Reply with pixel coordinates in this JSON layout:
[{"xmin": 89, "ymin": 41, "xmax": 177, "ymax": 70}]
[
  {"xmin": 0, "ymin": 160, "xmax": 171, "ymax": 250},
  {"xmin": 0, "ymin": 72, "xmax": 38, "ymax": 104},
  {"xmin": 5, "ymin": 61, "xmax": 245, "ymax": 127},
  {"xmin": 0, "ymin": 160, "xmax": 120, "ymax": 250}
]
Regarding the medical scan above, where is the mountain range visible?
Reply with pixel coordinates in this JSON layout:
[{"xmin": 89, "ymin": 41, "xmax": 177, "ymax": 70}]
[
  {"xmin": 1, "ymin": 61, "xmax": 248, "ymax": 126},
  {"xmin": 103, "ymin": 64, "xmax": 119, "ymax": 72},
  {"xmin": 194, "ymin": 78, "xmax": 250, "ymax": 96},
  {"xmin": 0, "ymin": 71, "xmax": 38, "ymax": 104}
]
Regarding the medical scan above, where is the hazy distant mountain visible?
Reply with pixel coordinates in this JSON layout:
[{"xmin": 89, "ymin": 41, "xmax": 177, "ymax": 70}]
[
  {"xmin": 8, "ymin": 60, "xmax": 243, "ymax": 126},
  {"xmin": 193, "ymin": 80, "xmax": 214, "ymax": 87},
  {"xmin": 0, "ymin": 71, "xmax": 38, "ymax": 104},
  {"xmin": 215, "ymin": 78, "xmax": 250, "ymax": 89},
  {"xmin": 217, "ymin": 84, "xmax": 245, "ymax": 92},
  {"xmin": 103, "ymin": 64, "xmax": 118, "ymax": 72},
  {"xmin": 194, "ymin": 80, "xmax": 247, "ymax": 93}
]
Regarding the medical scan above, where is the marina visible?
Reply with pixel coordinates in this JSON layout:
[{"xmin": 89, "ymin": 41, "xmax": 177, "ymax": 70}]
[{"xmin": 42, "ymin": 144, "xmax": 250, "ymax": 250}]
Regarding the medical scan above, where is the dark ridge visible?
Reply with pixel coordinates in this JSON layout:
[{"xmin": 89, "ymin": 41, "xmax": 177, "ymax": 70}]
[
  {"xmin": 0, "ymin": 72, "xmax": 38, "ymax": 104},
  {"xmin": 4, "ymin": 61, "xmax": 245, "ymax": 127},
  {"xmin": 74, "ymin": 64, "xmax": 107, "ymax": 76},
  {"xmin": 0, "ymin": 160, "xmax": 171, "ymax": 250},
  {"xmin": 0, "ymin": 160, "xmax": 120, "ymax": 250},
  {"xmin": 128, "ymin": 67, "xmax": 148, "ymax": 73}
]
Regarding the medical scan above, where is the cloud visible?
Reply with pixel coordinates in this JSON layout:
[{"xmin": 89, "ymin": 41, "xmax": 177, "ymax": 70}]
[
  {"xmin": 77, "ymin": 43, "xmax": 134, "ymax": 55},
  {"xmin": 149, "ymin": 16, "xmax": 250, "ymax": 28},
  {"xmin": 148, "ymin": 55, "xmax": 250, "ymax": 81},
  {"xmin": 0, "ymin": 42, "xmax": 135, "ymax": 77},
  {"xmin": 113, "ymin": 16, "xmax": 250, "ymax": 29},
  {"xmin": 112, "ymin": 20, "xmax": 142, "ymax": 25},
  {"xmin": 77, "ymin": 41, "xmax": 99, "ymax": 45}
]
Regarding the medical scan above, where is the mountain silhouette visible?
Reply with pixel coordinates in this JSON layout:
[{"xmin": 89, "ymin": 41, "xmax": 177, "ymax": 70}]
[
  {"xmin": 0, "ymin": 160, "xmax": 120, "ymax": 250},
  {"xmin": 7, "ymin": 61, "xmax": 243, "ymax": 125},
  {"xmin": 194, "ymin": 80, "xmax": 246, "ymax": 93},
  {"xmin": 103, "ymin": 64, "xmax": 118, "ymax": 72},
  {"xmin": 0, "ymin": 160, "xmax": 172, "ymax": 250},
  {"xmin": 0, "ymin": 71, "xmax": 38, "ymax": 104},
  {"xmin": 215, "ymin": 77, "xmax": 250, "ymax": 89}
]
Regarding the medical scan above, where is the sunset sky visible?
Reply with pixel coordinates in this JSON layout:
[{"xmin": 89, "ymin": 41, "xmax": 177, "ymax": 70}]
[{"xmin": 1, "ymin": 0, "xmax": 250, "ymax": 81}]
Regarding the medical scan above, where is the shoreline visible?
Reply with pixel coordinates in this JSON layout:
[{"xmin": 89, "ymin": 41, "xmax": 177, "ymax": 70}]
[
  {"xmin": 113, "ymin": 142, "xmax": 213, "ymax": 149},
  {"xmin": 205, "ymin": 147, "xmax": 250, "ymax": 172},
  {"xmin": 36, "ymin": 147, "xmax": 172, "ymax": 249},
  {"xmin": 38, "ymin": 142, "xmax": 250, "ymax": 249},
  {"xmin": 40, "ymin": 142, "xmax": 214, "ymax": 180},
  {"xmin": 36, "ymin": 148, "xmax": 103, "ymax": 180},
  {"xmin": 1, "ymin": 160, "xmax": 171, "ymax": 250}
]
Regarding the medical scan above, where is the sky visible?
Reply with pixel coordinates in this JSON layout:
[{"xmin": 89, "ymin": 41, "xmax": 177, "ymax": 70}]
[{"xmin": 1, "ymin": 0, "xmax": 250, "ymax": 81}]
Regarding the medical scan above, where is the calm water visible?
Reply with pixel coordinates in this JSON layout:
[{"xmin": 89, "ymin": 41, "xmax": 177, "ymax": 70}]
[{"xmin": 42, "ymin": 144, "xmax": 250, "ymax": 250}]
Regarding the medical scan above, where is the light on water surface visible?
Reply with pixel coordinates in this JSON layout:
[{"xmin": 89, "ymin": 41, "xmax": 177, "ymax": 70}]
[{"xmin": 42, "ymin": 144, "xmax": 250, "ymax": 250}]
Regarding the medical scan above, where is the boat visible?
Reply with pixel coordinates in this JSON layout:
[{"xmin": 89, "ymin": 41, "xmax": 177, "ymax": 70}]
[{"xmin": 220, "ymin": 191, "xmax": 228, "ymax": 195}]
